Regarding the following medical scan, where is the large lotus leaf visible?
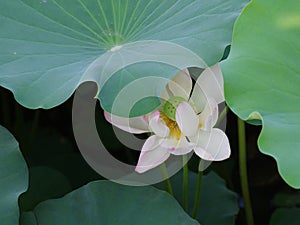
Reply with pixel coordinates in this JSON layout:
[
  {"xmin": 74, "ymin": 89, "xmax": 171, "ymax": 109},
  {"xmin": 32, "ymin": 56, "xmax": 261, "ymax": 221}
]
[
  {"xmin": 0, "ymin": 125, "xmax": 28, "ymax": 225},
  {"xmin": 269, "ymin": 208, "xmax": 300, "ymax": 225},
  {"xmin": 220, "ymin": 0, "xmax": 300, "ymax": 188},
  {"xmin": 0, "ymin": 0, "xmax": 246, "ymax": 116},
  {"xmin": 20, "ymin": 180, "xmax": 200, "ymax": 225},
  {"xmin": 156, "ymin": 171, "xmax": 239, "ymax": 225}
]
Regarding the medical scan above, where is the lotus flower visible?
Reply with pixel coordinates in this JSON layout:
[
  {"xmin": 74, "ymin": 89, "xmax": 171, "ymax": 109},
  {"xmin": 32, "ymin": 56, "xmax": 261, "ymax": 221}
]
[{"xmin": 104, "ymin": 64, "xmax": 230, "ymax": 173}]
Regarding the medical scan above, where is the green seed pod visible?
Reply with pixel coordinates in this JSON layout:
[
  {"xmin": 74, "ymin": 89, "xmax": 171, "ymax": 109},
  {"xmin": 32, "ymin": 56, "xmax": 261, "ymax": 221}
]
[{"xmin": 163, "ymin": 96, "xmax": 186, "ymax": 121}]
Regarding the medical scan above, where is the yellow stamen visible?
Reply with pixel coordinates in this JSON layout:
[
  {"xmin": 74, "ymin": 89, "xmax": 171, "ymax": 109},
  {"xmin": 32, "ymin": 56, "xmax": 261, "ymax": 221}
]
[{"xmin": 160, "ymin": 113, "xmax": 181, "ymax": 140}]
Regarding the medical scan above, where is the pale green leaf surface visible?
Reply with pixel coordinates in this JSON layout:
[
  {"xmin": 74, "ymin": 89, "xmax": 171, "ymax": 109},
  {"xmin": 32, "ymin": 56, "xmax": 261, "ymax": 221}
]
[
  {"xmin": 221, "ymin": 0, "xmax": 300, "ymax": 188},
  {"xmin": 0, "ymin": 0, "xmax": 246, "ymax": 116}
]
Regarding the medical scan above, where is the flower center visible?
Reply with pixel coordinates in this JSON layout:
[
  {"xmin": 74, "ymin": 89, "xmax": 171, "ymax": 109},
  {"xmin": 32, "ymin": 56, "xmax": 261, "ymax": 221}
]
[
  {"xmin": 162, "ymin": 96, "xmax": 186, "ymax": 121},
  {"xmin": 160, "ymin": 113, "xmax": 181, "ymax": 140},
  {"xmin": 159, "ymin": 96, "xmax": 187, "ymax": 140}
]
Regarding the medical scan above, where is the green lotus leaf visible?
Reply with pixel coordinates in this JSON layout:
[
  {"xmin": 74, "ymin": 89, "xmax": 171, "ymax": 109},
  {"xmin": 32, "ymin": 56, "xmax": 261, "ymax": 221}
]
[
  {"xmin": 20, "ymin": 180, "xmax": 200, "ymax": 225},
  {"xmin": 0, "ymin": 0, "xmax": 246, "ymax": 116},
  {"xmin": 0, "ymin": 125, "xmax": 28, "ymax": 225},
  {"xmin": 221, "ymin": 0, "xmax": 300, "ymax": 188},
  {"xmin": 270, "ymin": 208, "xmax": 300, "ymax": 225}
]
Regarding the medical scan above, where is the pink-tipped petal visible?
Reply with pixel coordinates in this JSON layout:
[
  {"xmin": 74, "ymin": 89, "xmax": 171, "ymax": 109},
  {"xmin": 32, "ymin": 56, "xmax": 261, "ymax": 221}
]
[
  {"xmin": 135, "ymin": 135, "xmax": 170, "ymax": 173},
  {"xmin": 168, "ymin": 137, "xmax": 194, "ymax": 155},
  {"xmin": 193, "ymin": 128, "xmax": 231, "ymax": 161},
  {"xmin": 104, "ymin": 111, "xmax": 149, "ymax": 134},
  {"xmin": 198, "ymin": 98, "xmax": 219, "ymax": 130},
  {"xmin": 149, "ymin": 110, "xmax": 169, "ymax": 137},
  {"xmin": 160, "ymin": 136, "xmax": 194, "ymax": 154},
  {"xmin": 176, "ymin": 102, "xmax": 198, "ymax": 137},
  {"xmin": 196, "ymin": 64, "xmax": 224, "ymax": 102}
]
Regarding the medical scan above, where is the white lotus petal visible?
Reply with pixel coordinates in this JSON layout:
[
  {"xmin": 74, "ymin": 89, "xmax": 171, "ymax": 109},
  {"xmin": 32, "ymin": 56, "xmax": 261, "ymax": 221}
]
[
  {"xmin": 166, "ymin": 69, "xmax": 192, "ymax": 100},
  {"xmin": 135, "ymin": 135, "xmax": 170, "ymax": 173},
  {"xmin": 193, "ymin": 128, "xmax": 231, "ymax": 161},
  {"xmin": 104, "ymin": 111, "xmax": 149, "ymax": 134},
  {"xmin": 176, "ymin": 102, "xmax": 198, "ymax": 137},
  {"xmin": 161, "ymin": 136, "xmax": 194, "ymax": 155},
  {"xmin": 190, "ymin": 63, "xmax": 224, "ymax": 112},
  {"xmin": 148, "ymin": 110, "xmax": 169, "ymax": 137},
  {"xmin": 197, "ymin": 63, "xmax": 224, "ymax": 103},
  {"xmin": 189, "ymin": 83, "xmax": 207, "ymax": 113},
  {"xmin": 198, "ymin": 98, "xmax": 219, "ymax": 130}
]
